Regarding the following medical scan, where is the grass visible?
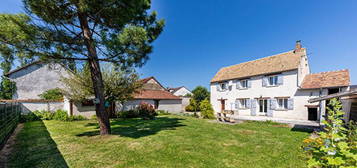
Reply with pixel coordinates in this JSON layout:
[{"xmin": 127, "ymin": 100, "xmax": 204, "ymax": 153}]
[{"xmin": 8, "ymin": 115, "xmax": 310, "ymax": 168}]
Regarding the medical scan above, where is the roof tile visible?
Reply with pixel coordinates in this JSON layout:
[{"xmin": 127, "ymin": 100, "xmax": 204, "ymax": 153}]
[{"xmin": 300, "ymin": 69, "xmax": 350, "ymax": 89}]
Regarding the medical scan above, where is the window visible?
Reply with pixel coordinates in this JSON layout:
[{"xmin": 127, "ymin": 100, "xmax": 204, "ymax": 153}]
[
  {"xmin": 241, "ymin": 80, "xmax": 248, "ymax": 88},
  {"xmin": 82, "ymin": 100, "xmax": 94, "ymax": 106},
  {"xmin": 236, "ymin": 98, "xmax": 248, "ymax": 109},
  {"xmin": 277, "ymin": 98, "xmax": 288, "ymax": 110},
  {"xmin": 220, "ymin": 83, "xmax": 227, "ymax": 90},
  {"xmin": 268, "ymin": 76, "xmax": 278, "ymax": 86}
]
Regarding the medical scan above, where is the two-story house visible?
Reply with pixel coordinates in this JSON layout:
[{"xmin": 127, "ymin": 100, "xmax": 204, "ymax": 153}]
[{"xmin": 210, "ymin": 41, "xmax": 351, "ymax": 122}]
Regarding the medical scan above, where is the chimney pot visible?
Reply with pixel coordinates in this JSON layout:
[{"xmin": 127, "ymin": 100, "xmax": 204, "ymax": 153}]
[{"xmin": 295, "ymin": 40, "xmax": 302, "ymax": 52}]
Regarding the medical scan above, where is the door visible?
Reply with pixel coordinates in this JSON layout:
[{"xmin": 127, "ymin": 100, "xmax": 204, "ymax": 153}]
[
  {"xmin": 259, "ymin": 99, "xmax": 268, "ymax": 115},
  {"xmin": 308, "ymin": 108, "xmax": 318, "ymax": 121},
  {"xmin": 221, "ymin": 100, "xmax": 225, "ymax": 111}
]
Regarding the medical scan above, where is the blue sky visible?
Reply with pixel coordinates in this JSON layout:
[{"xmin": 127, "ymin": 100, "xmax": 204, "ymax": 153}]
[{"xmin": 1, "ymin": 0, "xmax": 357, "ymax": 90}]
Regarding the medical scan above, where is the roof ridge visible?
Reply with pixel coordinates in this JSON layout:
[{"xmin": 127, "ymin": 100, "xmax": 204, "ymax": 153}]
[
  {"xmin": 221, "ymin": 49, "xmax": 296, "ymax": 70},
  {"xmin": 308, "ymin": 69, "xmax": 349, "ymax": 75}
]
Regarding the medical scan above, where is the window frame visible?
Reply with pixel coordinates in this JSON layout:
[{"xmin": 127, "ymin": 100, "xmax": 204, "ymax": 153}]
[
  {"xmin": 241, "ymin": 79, "xmax": 248, "ymax": 89},
  {"xmin": 277, "ymin": 98, "xmax": 288, "ymax": 110},
  {"xmin": 237, "ymin": 98, "xmax": 248, "ymax": 109},
  {"xmin": 268, "ymin": 75, "xmax": 278, "ymax": 86},
  {"xmin": 220, "ymin": 82, "xmax": 227, "ymax": 91}
]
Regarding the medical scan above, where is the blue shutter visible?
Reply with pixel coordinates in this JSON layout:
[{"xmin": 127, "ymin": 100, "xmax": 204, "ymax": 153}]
[
  {"xmin": 262, "ymin": 77, "xmax": 267, "ymax": 87},
  {"xmin": 247, "ymin": 80, "xmax": 252, "ymax": 88},
  {"xmin": 216, "ymin": 84, "xmax": 220, "ymax": 91},
  {"xmin": 277, "ymin": 75, "xmax": 284, "ymax": 85},
  {"xmin": 288, "ymin": 98, "xmax": 294, "ymax": 110},
  {"xmin": 251, "ymin": 99, "xmax": 256, "ymax": 116},
  {"xmin": 267, "ymin": 99, "xmax": 273, "ymax": 117}
]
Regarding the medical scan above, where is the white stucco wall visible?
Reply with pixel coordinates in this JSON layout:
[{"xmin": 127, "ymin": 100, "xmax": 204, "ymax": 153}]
[
  {"xmin": 173, "ymin": 87, "xmax": 192, "ymax": 97},
  {"xmin": 210, "ymin": 70, "xmax": 329, "ymax": 121},
  {"xmin": 121, "ymin": 99, "xmax": 182, "ymax": 113},
  {"xmin": 9, "ymin": 63, "xmax": 70, "ymax": 99},
  {"xmin": 20, "ymin": 102, "xmax": 64, "ymax": 114},
  {"xmin": 72, "ymin": 102, "xmax": 96, "ymax": 118}
]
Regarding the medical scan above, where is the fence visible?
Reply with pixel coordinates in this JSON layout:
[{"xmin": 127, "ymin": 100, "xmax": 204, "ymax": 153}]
[{"xmin": 0, "ymin": 102, "xmax": 21, "ymax": 149}]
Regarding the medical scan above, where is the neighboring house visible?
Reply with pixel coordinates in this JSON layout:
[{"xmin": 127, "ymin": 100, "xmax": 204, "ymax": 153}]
[
  {"xmin": 168, "ymin": 86, "xmax": 192, "ymax": 97},
  {"xmin": 210, "ymin": 41, "xmax": 351, "ymax": 122},
  {"xmin": 167, "ymin": 86, "xmax": 192, "ymax": 111},
  {"xmin": 121, "ymin": 77, "xmax": 182, "ymax": 113},
  {"xmin": 4, "ymin": 62, "xmax": 183, "ymax": 117}
]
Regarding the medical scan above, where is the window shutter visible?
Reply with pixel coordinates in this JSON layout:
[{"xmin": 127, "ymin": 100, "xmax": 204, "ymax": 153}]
[
  {"xmin": 277, "ymin": 75, "xmax": 284, "ymax": 85},
  {"xmin": 247, "ymin": 80, "xmax": 252, "ymax": 88},
  {"xmin": 262, "ymin": 77, "xmax": 267, "ymax": 87},
  {"xmin": 236, "ymin": 80, "xmax": 241, "ymax": 89},
  {"xmin": 288, "ymin": 98, "xmax": 294, "ymax": 110},
  {"xmin": 271, "ymin": 99, "xmax": 277, "ymax": 110},
  {"xmin": 216, "ymin": 85, "xmax": 220, "ymax": 91},
  {"xmin": 235, "ymin": 99, "xmax": 239, "ymax": 109},
  {"xmin": 267, "ymin": 99, "xmax": 273, "ymax": 117},
  {"xmin": 246, "ymin": 99, "xmax": 251, "ymax": 108},
  {"xmin": 250, "ymin": 99, "xmax": 256, "ymax": 116}
]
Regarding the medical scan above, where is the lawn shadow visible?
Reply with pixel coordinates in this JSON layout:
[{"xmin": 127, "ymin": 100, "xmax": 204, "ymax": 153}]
[
  {"xmin": 7, "ymin": 120, "xmax": 69, "ymax": 168},
  {"xmin": 290, "ymin": 124, "xmax": 317, "ymax": 133},
  {"xmin": 77, "ymin": 117, "xmax": 186, "ymax": 138}
]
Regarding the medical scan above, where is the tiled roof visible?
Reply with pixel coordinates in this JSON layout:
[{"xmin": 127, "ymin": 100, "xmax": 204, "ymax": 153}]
[
  {"xmin": 300, "ymin": 69, "xmax": 350, "ymax": 89},
  {"xmin": 211, "ymin": 49, "xmax": 304, "ymax": 83},
  {"xmin": 133, "ymin": 90, "xmax": 181, "ymax": 100},
  {"xmin": 0, "ymin": 99, "xmax": 63, "ymax": 103},
  {"xmin": 4, "ymin": 60, "xmax": 42, "ymax": 77}
]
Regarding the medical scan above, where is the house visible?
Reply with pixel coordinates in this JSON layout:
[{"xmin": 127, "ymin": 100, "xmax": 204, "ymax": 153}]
[
  {"xmin": 121, "ymin": 76, "xmax": 182, "ymax": 113},
  {"xmin": 167, "ymin": 86, "xmax": 192, "ymax": 111},
  {"xmin": 168, "ymin": 86, "xmax": 192, "ymax": 97},
  {"xmin": 210, "ymin": 41, "xmax": 351, "ymax": 123},
  {"xmin": 4, "ymin": 62, "xmax": 183, "ymax": 117}
]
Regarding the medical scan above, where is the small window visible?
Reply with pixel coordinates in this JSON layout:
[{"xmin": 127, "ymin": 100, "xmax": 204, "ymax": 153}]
[
  {"xmin": 240, "ymin": 99, "xmax": 247, "ymax": 108},
  {"xmin": 268, "ymin": 76, "xmax": 278, "ymax": 86},
  {"xmin": 241, "ymin": 80, "xmax": 248, "ymax": 88},
  {"xmin": 82, "ymin": 100, "xmax": 94, "ymax": 106},
  {"xmin": 220, "ymin": 83, "xmax": 227, "ymax": 90},
  {"xmin": 277, "ymin": 98, "xmax": 288, "ymax": 110}
]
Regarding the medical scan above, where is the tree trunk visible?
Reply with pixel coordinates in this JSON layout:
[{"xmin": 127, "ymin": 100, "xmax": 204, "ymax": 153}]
[{"xmin": 78, "ymin": 12, "xmax": 111, "ymax": 135}]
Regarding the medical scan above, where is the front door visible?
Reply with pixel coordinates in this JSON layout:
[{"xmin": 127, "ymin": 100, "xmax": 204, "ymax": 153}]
[
  {"xmin": 258, "ymin": 99, "xmax": 268, "ymax": 115},
  {"xmin": 308, "ymin": 108, "xmax": 318, "ymax": 121},
  {"xmin": 221, "ymin": 100, "xmax": 225, "ymax": 111}
]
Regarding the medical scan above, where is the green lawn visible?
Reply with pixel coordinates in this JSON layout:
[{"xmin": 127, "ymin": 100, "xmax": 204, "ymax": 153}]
[{"xmin": 8, "ymin": 115, "xmax": 310, "ymax": 168}]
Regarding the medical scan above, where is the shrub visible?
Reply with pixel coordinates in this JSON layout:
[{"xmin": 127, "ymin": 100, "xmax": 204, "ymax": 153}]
[
  {"xmin": 199, "ymin": 99, "xmax": 215, "ymax": 119},
  {"xmin": 302, "ymin": 98, "xmax": 357, "ymax": 167},
  {"xmin": 186, "ymin": 99, "xmax": 199, "ymax": 112},
  {"xmin": 68, "ymin": 115, "xmax": 86, "ymax": 121},
  {"xmin": 33, "ymin": 110, "xmax": 54, "ymax": 120},
  {"xmin": 20, "ymin": 113, "xmax": 39, "ymax": 122},
  {"xmin": 38, "ymin": 88, "xmax": 63, "ymax": 100},
  {"xmin": 137, "ymin": 102, "xmax": 157, "ymax": 120},
  {"xmin": 53, "ymin": 109, "xmax": 70, "ymax": 121},
  {"xmin": 90, "ymin": 115, "xmax": 97, "ymax": 120},
  {"xmin": 157, "ymin": 110, "xmax": 170, "ymax": 115},
  {"xmin": 118, "ymin": 110, "xmax": 140, "ymax": 118}
]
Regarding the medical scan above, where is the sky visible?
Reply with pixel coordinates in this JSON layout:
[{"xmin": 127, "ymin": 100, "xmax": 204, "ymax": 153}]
[{"xmin": 1, "ymin": 0, "xmax": 357, "ymax": 90}]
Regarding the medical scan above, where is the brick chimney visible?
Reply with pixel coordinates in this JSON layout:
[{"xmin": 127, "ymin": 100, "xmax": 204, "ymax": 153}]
[{"xmin": 294, "ymin": 40, "xmax": 302, "ymax": 52}]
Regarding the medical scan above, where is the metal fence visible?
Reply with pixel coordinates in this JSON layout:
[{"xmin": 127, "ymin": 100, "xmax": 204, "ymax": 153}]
[{"xmin": 0, "ymin": 102, "xmax": 21, "ymax": 148}]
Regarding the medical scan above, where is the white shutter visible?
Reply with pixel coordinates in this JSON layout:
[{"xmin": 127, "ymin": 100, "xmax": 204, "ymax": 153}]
[
  {"xmin": 246, "ymin": 99, "xmax": 251, "ymax": 108},
  {"xmin": 288, "ymin": 98, "xmax": 294, "ymax": 110},
  {"xmin": 271, "ymin": 99, "xmax": 277, "ymax": 110},
  {"xmin": 262, "ymin": 77, "xmax": 267, "ymax": 87},
  {"xmin": 235, "ymin": 99, "xmax": 239, "ymax": 109},
  {"xmin": 247, "ymin": 80, "xmax": 252, "ymax": 88},
  {"xmin": 277, "ymin": 75, "xmax": 284, "ymax": 85},
  {"xmin": 236, "ymin": 80, "xmax": 241, "ymax": 89}
]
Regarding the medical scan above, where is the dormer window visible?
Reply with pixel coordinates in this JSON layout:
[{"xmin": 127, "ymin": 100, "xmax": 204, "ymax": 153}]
[
  {"xmin": 220, "ymin": 83, "xmax": 227, "ymax": 90},
  {"xmin": 268, "ymin": 75, "xmax": 278, "ymax": 86},
  {"xmin": 241, "ymin": 80, "xmax": 248, "ymax": 88}
]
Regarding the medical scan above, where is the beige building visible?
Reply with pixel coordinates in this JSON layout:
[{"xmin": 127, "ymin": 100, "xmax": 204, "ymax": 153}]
[{"xmin": 210, "ymin": 41, "xmax": 351, "ymax": 123}]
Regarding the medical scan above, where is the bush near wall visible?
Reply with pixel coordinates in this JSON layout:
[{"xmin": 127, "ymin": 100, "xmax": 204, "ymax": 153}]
[{"xmin": 21, "ymin": 109, "xmax": 86, "ymax": 122}]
